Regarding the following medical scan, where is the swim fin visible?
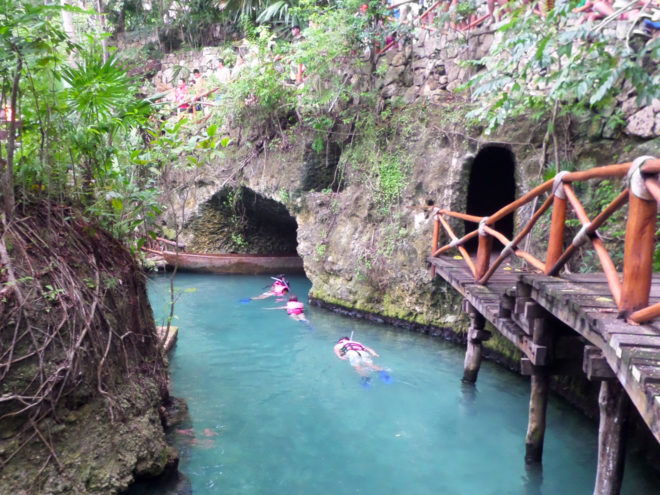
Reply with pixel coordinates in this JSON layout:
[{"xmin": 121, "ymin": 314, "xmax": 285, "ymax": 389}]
[
  {"xmin": 378, "ymin": 370, "xmax": 394, "ymax": 384},
  {"xmin": 239, "ymin": 298, "xmax": 251, "ymax": 304},
  {"xmin": 360, "ymin": 376, "xmax": 373, "ymax": 389}
]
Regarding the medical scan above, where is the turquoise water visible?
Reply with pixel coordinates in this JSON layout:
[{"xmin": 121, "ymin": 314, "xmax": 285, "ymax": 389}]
[{"xmin": 137, "ymin": 272, "xmax": 659, "ymax": 494}]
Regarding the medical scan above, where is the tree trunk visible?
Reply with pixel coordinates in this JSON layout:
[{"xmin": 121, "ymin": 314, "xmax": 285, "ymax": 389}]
[
  {"xmin": 96, "ymin": 0, "xmax": 109, "ymax": 63},
  {"xmin": 3, "ymin": 57, "xmax": 21, "ymax": 216},
  {"xmin": 60, "ymin": 0, "xmax": 77, "ymax": 44}
]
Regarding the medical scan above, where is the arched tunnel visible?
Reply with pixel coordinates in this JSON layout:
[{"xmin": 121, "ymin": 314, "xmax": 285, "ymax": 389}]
[
  {"xmin": 187, "ymin": 186, "xmax": 299, "ymax": 255},
  {"xmin": 464, "ymin": 146, "xmax": 516, "ymax": 253}
]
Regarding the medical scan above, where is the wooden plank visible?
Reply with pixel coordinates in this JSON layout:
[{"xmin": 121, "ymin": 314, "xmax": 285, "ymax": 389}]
[
  {"xmin": 600, "ymin": 320, "xmax": 660, "ymax": 339},
  {"xmin": 433, "ymin": 256, "xmax": 660, "ymax": 444},
  {"xmin": 619, "ymin": 347, "xmax": 660, "ymax": 363},
  {"xmin": 628, "ymin": 362, "xmax": 660, "ymax": 386},
  {"xmin": 644, "ymin": 382, "xmax": 660, "ymax": 404},
  {"xmin": 583, "ymin": 345, "xmax": 616, "ymax": 380},
  {"xmin": 609, "ymin": 334, "xmax": 660, "ymax": 359}
]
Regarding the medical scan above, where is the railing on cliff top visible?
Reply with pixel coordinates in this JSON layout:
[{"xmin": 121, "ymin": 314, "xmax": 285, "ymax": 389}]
[{"xmin": 430, "ymin": 156, "xmax": 660, "ymax": 324}]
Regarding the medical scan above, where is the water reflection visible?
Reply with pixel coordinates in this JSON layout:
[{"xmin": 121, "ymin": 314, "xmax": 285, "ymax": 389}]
[{"xmin": 522, "ymin": 462, "xmax": 544, "ymax": 495}]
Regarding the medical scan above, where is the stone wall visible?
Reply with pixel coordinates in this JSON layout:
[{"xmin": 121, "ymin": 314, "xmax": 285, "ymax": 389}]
[
  {"xmin": 148, "ymin": 21, "xmax": 660, "ymax": 350},
  {"xmin": 146, "ymin": 19, "xmax": 660, "ymax": 139}
]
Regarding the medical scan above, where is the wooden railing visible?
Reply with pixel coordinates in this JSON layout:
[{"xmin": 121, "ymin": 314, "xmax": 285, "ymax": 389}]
[{"xmin": 430, "ymin": 156, "xmax": 660, "ymax": 324}]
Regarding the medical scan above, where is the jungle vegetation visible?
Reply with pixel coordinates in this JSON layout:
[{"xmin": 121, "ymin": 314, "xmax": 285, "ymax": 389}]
[{"xmin": 0, "ymin": 0, "xmax": 659, "ymax": 248}]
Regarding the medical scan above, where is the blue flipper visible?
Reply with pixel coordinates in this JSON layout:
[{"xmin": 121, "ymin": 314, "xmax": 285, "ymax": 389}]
[
  {"xmin": 378, "ymin": 370, "xmax": 394, "ymax": 384},
  {"xmin": 644, "ymin": 19, "xmax": 660, "ymax": 30},
  {"xmin": 239, "ymin": 298, "xmax": 251, "ymax": 304},
  {"xmin": 360, "ymin": 376, "xmax": 372, "ymax": 389}
]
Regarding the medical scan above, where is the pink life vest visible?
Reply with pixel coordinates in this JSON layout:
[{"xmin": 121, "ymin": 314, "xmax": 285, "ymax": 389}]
[
  {"xmin": 286, "ymin": 300, "xmax": 304, "ymax": 315},
  {"xmin": 339, "ymin": 340, "xmax": 366, "ymax": 356},
  {"xmin": 272, "ymin": 281, "xmax": 288, "ymax": 295}
]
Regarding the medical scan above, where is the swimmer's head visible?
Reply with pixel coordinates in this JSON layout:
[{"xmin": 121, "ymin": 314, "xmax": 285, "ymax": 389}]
[
  {"xmin": 338, "ymin": 337, "xmax": 350, "ymax": 344},
  {"xmin": 288, "ymin": 294, "xmax": 298, "ymax": 301}
]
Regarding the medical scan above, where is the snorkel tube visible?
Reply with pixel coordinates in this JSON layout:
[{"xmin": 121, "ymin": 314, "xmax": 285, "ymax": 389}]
[{"xmin": 271, "ymin": 275, "xmax": 290, "ymax": 291}]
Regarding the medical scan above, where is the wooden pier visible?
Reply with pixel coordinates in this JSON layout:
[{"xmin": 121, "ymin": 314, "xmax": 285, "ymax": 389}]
[{"xmin": 429, "ymin": 157, "xmax": 660, "ymax": 495}]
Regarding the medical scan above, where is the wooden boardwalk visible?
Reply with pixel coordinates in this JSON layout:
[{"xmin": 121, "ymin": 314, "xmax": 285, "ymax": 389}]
[
  {"xmin": 429, "ymin": 255, "xmax": 660, "ymax": 444},
  {"xmin": 427, "ymin": 158, "xmax": 660, "ymax": 493}
]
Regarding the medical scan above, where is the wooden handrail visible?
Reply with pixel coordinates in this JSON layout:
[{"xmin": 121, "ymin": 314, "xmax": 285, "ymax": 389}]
[
  {"xmin": 479, "ymin": 193, "xmax": 554, "ymax": 284},
  {"xmin": 438, "ymin": 214, "xmax": 477, "ymax": 276},
  {"xmin": 432, "ymin": 229, "xmax": 479, "ymax": 256},
  {"xmin": 640, "ymin": 158, "xmax": 660, "ymax": 174},
  {"xmin": 563, "ymin": 184, "xmax": 622, "ymax": 305},
  {"xmin": 644, "ymin": 176, "xmax": 660, "ymax": 203},
  {"xmin": 438, "ymin": 210, "xmax": 484, "ymax": 223},
  {"xmin": 621, "ymin": 184, "xmax": 657, "ymax": 315},
  {"xmin": 430, "ymin": 158, "xmax": 660, "ymax": 322},
  {"xmin": 545, "ymin": 189, "xmax": 628, "ymax": 276},
  {"xmin": 483, "ymin": 225, "xmax": 546, "ymax": 272},
  {"xmin": 485, "ymin": 179, "xmax": 554, "ymax": 227},
  {"xmin": 562, "ymin": 163, "xmax": 631, "ymax": 183},
  {"xmin": 630, "ymin": 301, "xmax": 660, "ymax": 323},
  {"xmin": 431, "ymin": 213, "xmax": 440, "ymax": 277},
  {"xmin": 418, "ymin": 0, "xmax": 442, "ymax": 22}
]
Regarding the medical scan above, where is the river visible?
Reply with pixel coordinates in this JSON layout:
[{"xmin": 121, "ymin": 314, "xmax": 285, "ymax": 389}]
[{"xmin": 129, "ymin": 272, "xmax": 660, "ymax": 494}]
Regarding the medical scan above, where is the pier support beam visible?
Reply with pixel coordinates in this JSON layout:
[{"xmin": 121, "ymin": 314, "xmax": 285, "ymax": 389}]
[
  {"xmin": 593, "ymin": 377, "xmax": 630, "ymax": 495},
  {"xmin": 462, "ymin": 302, "xmax": 490, "ymax": 383},
  {"xmin": 525, "ymin": 371, "xmax": 549, "ymax": 464},
  {"xmin": 525, "ymin": 316, "xmax": 553, "ymax": 464}
]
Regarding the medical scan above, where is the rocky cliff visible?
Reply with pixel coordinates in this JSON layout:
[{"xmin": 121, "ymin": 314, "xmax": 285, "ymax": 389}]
[
  {"xmin": 150, "ymin": 22, "xmax": 660, "ymax": 362},
  {"xmin": 0, "ymin": 203, "xmax": 175, "ymax": 494}
]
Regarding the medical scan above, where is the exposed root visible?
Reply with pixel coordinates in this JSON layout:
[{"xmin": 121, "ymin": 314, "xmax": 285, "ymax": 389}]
[{"xmin": 0, "ymin": 200, "xmax": 168, "ymax": 473}]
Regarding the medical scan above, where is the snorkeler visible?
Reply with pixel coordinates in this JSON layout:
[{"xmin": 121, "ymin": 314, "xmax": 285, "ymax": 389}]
[
  {"xmin": 251, "ymin": 275, "xmax": 290, "ymax": 300},
  {"xmin": 266, "ymin": 294, "xmax": 308, "ymax": 322},
  {"xmin": 333, "ymin": 336, "xmax": 383, "ymax": 377}
]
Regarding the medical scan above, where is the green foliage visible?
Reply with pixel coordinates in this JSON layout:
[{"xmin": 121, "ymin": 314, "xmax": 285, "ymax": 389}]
[
  {"xmin": 462, "ymin": 1, "xmax": 660, "ymax": 134},
  {"xmin": 106, "ymin": 0, "xmax": 160, "ymax": 31},
  {"xmin": 340, "ymin": 107, "xmax": 414, "ymax": 213},
  {"xmin": 0, "ymin": 0, "xmax": 230, "ymax": 253},
  {"xmin": 43, "ymin": 284, "xmax": 65, "ymax": 302},
  {"xmin": 256, "ymin": 0, "xmax": 300, "ymax": 28},
  {"xmin": 219, "ymin": 27, "xmax": 296, "ymax": 126}
]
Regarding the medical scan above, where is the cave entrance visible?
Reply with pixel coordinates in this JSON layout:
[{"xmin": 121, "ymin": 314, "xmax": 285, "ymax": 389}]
[
  {"xmin": 464, "ymin": 146, "xmax": 516, "ymax": 253},
  {"xmin": 189, "ymin": 186, "xmax": 299, "ymax": 255}
]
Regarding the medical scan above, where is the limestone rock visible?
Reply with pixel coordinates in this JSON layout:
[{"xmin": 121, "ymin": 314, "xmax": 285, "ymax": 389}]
[
  {"xmin": 391, "ymin": 51, "xmax": 407, "ymax": 67},
  {"xmin": 383, "ymin": 65, "xmax": 404, "ymax": 87},
  {"xmin": 652, "ymin": 98, "xmax": 660, "ymax": 113},
  {"xmin": 622, "ymin": 97, "xmax": 639, "ymax": 117},
  {"xmin": 626, "ymin": 106, "xmax": 656, "ymax": 138},
  {"xmin": 413, "ymin": 69, "xmax": 428, "ymax": 86},
  {"xmin": 381, "ymin": 83, "xmax": 399, "ymax": 98},
  {"xmin": 403, "ymin": 86, "xmax": 418, "ymax": 103},
  {"xmin": 412, "ymin": 59, "xmax": 429, "ymax": 70}
]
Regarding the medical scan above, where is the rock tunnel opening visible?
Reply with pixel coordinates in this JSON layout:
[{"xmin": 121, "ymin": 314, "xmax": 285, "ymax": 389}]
[
  {"xmin": 464, "ymin": 146, "xmax": 516, "ymax": 253},
  {"xmin": 187, "ymin": 186, "xmax": 299, "ymax": 255}
]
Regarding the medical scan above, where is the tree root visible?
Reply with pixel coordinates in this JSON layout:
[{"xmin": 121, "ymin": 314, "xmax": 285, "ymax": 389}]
[{"xmin": 0, "ymin": 200, "xmax": 168, "ymax": 474}]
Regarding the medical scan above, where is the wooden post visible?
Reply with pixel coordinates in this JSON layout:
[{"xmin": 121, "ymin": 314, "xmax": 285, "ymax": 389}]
[
  {"xmin": 474, "ymin": 232, "xmax": 493, "ymax": 280},
  {"xmin": 525, "ymin": 316, "xmax": 552, "ymax": 464},
  {"xmin": 545, "ymin": 193, "xmax": 567, "ymax": 273},
  {"xmin": 431, "ymin": 213, "xmax": 440, "ymax": 277},
  {"xmin": 525, "ymin": 371, "xmax": 549, "ymax": 464},
  {"xmin": 594, "ymin": 380, "xmax": 630, "ymax": 495},
  {"xmin": 620, "ymin": 188, "xmax": 656, "ymax": 315},
  {"xmin": 462, "ymin": 303, "xmax": 490, "ymax": 383}
]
